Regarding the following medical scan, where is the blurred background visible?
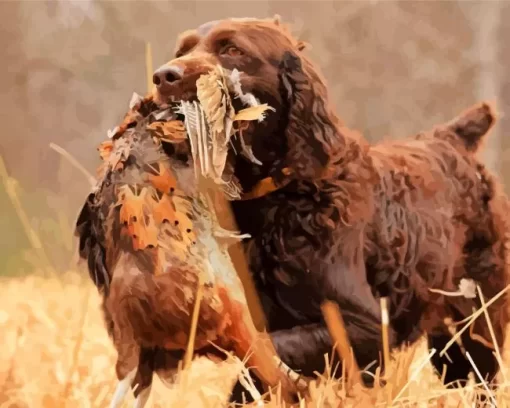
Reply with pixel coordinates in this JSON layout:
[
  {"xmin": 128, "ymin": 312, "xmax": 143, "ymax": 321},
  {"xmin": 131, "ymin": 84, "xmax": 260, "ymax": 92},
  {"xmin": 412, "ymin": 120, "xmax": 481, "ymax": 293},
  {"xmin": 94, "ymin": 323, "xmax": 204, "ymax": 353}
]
[{"xmin": 1, "ymin": 0, "xmax": 509, "ymax": 277}]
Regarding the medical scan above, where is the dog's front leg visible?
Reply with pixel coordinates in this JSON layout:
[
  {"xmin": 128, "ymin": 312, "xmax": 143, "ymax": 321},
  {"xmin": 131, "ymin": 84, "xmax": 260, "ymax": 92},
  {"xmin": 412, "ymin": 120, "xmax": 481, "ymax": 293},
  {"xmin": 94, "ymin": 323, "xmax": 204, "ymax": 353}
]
[
  {"xmin": 265, "ymin": 227, "xmax": 396, "ymax": 382},
  {"xmin": 270, "ymin": 306, "xmax": 393, "ymax": 384}
]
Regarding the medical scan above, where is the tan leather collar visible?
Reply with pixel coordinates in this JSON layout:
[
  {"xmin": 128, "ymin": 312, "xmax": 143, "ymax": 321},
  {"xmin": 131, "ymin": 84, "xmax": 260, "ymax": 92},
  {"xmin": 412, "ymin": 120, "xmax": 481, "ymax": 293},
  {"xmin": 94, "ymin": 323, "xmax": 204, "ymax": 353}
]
[{"xmin": 239, "ymin": 167, "xmax": 293, "ymax": 200}]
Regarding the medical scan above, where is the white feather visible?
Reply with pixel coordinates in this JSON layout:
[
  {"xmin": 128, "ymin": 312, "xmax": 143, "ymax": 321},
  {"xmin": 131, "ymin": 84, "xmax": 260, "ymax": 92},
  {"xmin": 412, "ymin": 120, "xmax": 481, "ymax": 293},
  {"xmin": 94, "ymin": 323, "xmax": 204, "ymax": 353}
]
[{"xmin": 129, "ymin": 92, "xmax": 143, "ymax": 110}]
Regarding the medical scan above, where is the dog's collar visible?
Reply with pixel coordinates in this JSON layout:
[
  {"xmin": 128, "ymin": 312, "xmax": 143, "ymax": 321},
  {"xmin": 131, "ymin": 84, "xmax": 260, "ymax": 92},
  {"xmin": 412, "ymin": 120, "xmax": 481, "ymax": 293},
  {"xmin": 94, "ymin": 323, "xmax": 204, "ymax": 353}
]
[{"xmin": 239, "ymin": 167, "xmax": 293, "ymax": 200}]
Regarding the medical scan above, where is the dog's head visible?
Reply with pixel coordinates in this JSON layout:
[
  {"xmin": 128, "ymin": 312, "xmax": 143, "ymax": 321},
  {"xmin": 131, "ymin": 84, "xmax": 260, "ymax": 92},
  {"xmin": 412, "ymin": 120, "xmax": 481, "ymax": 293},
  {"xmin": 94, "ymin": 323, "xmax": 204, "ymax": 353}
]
[{"xmin": 152, "ymin": 16, "xmax": 343, "ymax": 191}]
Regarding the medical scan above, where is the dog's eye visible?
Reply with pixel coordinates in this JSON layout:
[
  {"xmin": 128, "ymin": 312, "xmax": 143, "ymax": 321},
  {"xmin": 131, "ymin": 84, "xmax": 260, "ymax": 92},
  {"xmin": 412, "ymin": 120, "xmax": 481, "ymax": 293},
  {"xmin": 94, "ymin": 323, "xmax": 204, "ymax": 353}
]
[{"xmin": 221, "ymin": 45, "xmax": 243, "ymax": 57}]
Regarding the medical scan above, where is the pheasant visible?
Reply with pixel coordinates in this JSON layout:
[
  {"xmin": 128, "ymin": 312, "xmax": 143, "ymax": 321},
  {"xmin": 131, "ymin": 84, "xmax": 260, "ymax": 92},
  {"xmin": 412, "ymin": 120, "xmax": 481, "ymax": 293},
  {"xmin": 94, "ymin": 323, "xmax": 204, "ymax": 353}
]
[{"xmin": 75, "ymin": 67, "xmax": 307, "ymax": 408}]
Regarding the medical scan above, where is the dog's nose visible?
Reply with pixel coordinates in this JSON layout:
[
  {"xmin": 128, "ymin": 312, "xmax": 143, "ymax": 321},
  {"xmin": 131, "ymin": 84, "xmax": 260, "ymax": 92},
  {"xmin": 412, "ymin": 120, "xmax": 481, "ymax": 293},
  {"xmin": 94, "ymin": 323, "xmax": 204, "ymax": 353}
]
[{"xmin": 152, "ymin": 65, "xmax": 183, "ymax": 87}]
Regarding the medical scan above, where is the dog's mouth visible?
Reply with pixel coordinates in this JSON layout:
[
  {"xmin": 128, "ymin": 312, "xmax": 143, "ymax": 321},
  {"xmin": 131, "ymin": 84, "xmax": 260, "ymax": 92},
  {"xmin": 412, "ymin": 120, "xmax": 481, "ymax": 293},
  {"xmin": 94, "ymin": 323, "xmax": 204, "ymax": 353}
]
[{"xmin": 124, "ymin": 67, "xmax": 274, "ymax": 199}]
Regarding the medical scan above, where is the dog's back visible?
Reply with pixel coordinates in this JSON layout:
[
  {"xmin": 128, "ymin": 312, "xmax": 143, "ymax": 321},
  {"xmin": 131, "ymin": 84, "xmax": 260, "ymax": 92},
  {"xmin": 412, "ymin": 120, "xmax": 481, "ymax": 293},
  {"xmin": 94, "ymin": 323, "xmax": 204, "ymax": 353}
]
[{"xmin": 364, "ymin": 102, "xmax": 510, "ymax": 385}]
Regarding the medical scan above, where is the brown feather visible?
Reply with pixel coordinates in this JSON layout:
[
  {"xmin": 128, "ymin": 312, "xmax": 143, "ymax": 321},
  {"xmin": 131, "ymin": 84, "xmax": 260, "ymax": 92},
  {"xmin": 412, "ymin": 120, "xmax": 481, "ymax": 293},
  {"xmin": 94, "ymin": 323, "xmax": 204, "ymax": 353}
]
[
  {"xmin": 147, "ymin": 120, "xmax": 187, "ymax": 143},
  {"xmin": 145, "ymin": 162, "xmax": 178, "ymax": 195}
]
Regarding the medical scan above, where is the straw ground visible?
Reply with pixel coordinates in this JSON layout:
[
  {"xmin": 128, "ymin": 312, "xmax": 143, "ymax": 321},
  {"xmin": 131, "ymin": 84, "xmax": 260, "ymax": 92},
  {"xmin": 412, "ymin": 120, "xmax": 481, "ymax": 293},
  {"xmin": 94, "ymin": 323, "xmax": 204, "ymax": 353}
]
[
  {"xmin": 2, "ymin": 270, "xmax": 510, "ymax": 407},
  {"xmin": 2, "ymin": 41, "xmax": 510, "ymax": 408}
]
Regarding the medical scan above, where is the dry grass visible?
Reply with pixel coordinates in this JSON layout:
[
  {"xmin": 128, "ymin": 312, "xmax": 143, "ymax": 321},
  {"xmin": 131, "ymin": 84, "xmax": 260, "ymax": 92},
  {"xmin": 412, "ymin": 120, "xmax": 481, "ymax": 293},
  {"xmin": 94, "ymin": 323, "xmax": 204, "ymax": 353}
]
[
  {"xmin": 2, "ymin": 273, "xmax": 510, "ymax": 408},
  {"xmin": 1, "ymin": 59, "xmax": 510, "ymax": 405},
  {"xmin": 1, "ymin": 150, "xmax": 510, "ymax": 407}
]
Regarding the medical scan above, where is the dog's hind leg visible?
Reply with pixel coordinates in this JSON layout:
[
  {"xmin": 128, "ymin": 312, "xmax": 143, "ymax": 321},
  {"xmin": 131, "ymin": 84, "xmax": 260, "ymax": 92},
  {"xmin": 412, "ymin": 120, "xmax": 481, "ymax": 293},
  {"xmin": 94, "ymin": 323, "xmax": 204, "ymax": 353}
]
[{"xmin": 460, "ymin": 189, "xmax": 510, "ymax": 386}]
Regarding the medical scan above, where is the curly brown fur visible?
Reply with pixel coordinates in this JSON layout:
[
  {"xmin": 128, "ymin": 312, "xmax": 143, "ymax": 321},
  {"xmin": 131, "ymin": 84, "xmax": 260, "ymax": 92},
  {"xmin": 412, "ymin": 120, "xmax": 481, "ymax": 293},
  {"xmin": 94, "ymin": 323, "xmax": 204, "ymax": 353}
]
[
  {"xmin": 74, "ymin": 15, "xmax": 510, "ymax": 405},
  {"xmin": 146, "ymin": 15, "xmax": 510, "ymax": 402}
]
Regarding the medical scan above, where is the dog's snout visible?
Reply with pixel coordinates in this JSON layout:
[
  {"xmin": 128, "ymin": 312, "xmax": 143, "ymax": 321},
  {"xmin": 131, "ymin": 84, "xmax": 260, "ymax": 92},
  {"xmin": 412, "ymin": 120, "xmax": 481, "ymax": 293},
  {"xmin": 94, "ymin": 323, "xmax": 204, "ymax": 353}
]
[
  {"xmin": 152, "ymin": 57, "xmax": 216, "ymax": 103},
  {"xmin": 152, "ymin": 65, "xmax": 183, "ymax": 87}
]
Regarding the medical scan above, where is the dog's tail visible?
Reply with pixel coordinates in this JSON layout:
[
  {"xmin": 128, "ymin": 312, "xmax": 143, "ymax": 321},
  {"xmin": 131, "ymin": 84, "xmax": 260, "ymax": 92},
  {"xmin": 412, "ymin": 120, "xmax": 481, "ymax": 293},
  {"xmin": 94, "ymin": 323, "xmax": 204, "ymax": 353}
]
[{"xmin": 443, "ymin": 101, "xmax": 497, "ymax": 153}]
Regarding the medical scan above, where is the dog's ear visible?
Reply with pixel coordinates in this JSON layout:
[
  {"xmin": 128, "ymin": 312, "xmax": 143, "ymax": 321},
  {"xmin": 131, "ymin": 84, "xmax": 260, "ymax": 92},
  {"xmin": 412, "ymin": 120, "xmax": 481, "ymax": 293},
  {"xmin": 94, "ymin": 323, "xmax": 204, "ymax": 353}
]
[{"xmin": 278, "ymin": 51, "xmax": 340, "ymax": 180}]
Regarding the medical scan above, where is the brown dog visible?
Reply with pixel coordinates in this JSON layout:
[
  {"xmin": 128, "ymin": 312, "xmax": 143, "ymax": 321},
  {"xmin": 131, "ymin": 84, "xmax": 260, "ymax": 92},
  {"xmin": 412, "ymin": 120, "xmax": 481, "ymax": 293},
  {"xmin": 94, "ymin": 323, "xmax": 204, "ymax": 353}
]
[{"xmin": 148, "ymin": 15, "xmax": 510, "ymax": 402}]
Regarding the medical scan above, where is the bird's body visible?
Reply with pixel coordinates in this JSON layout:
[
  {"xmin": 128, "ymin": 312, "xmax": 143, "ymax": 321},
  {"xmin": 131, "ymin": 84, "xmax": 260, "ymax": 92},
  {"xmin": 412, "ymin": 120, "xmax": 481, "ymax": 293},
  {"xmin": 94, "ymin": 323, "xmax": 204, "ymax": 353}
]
[{"xmin": 75, "ymin": 92, "xmax": 304, "ymax": 407}]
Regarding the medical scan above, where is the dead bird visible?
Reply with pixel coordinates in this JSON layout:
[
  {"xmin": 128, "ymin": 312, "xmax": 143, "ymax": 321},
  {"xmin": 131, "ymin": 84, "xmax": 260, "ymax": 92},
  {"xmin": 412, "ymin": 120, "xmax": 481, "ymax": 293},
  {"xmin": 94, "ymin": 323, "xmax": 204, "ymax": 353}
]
[{"xmin": 75, "ymin": 73, "xmax": 307, "ymax": 408}]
